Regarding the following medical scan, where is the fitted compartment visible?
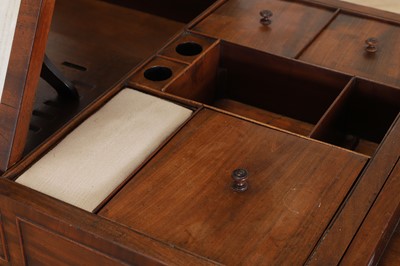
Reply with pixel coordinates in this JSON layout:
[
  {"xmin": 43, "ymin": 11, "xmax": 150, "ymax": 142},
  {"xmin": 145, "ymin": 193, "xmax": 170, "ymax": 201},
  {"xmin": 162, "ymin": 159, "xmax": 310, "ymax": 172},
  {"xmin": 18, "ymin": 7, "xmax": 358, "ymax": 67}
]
[
  {"xmin": 300, "ymin": 12, "xmax": 400, "ymax": 89},
  {"xmin": 99, "ymin": 108, "xmax": 368, "ymax": 265},
  {"xmin": 192, "ymin": 0, "xmax": 337, "ymax": 57},
  {"xmin": 129, "ymin": 56, "xmax": 189, "ymax": 91},
  {"xmin": 165, "ymin": 41, "xmax": 351, "ymax": 136},
  {"xmin": 16, "ymin": 88, "xmax": 193, "ymax": 212},
  {"xmin": 311, "ymin": 78, "xmax": 400, "ymax": 156},
  {"xmin": 159, "ymin": 32, "xmax": 217, "ymax": 64}
]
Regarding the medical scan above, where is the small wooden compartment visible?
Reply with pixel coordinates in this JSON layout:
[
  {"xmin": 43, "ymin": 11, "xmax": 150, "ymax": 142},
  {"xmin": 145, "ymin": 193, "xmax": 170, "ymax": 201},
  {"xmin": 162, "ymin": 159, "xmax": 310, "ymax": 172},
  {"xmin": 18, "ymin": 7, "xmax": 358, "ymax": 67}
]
[
  {"xmin": 300, "ymin": 12, "xmax": 400, "ymax": 88},
  {"xmin": 310, "ymin": 78, "xmax": 400, "ymax": 156},
  {"xmin": 129, "ymin": 57, "xmax": 188, "ymax": 91},
  {"xmin": 159, "ymin": 32, "xmax": 217, "ymax": 64},
  {"xmin": 99, "ymin": 108, "xmax": 368, "ymax": 265},
  {"xmin": 130, "ymin": 33, "xmax": 218, "ymax": 93},
  {"xmin": 192, "ymin": 0, "xmax": 337, "ymax": 57},
  {"xmin": 164, "ymin": 41, "xmax": 351, "ymax": 136}
]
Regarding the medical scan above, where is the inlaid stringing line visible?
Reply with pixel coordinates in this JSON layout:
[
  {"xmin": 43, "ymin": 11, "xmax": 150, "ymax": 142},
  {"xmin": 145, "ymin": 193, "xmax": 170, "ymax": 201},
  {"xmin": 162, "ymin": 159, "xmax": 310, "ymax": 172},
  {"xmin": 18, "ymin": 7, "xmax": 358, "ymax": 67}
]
[{"xmin": 0, "ymin": 0, "xmax": 22, "ymax": 102}]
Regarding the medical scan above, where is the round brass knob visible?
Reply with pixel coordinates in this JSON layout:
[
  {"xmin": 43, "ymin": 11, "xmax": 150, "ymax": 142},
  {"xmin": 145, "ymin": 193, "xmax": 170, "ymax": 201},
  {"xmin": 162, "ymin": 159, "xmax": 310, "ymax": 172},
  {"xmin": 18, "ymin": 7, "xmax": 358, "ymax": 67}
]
[
  {"xmin": 231, "ymin": 168, "xmax": 249, "ymax": 192},
  {"xmin": 365, "ymin": 37, "xmax": 378, "ymax": 53},
  {"xmin": 260, "ymin": 10, "xmax": 273, "ymax": 25}
]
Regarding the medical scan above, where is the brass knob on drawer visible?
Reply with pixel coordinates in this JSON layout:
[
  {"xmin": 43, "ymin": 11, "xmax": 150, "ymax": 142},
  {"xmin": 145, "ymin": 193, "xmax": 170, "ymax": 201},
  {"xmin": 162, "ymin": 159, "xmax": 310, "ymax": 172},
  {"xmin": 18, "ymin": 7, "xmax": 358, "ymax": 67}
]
[
  {"xmin": 260, "ymin": 10, "xmax": 273, "ymax": 25},
  {"xmin": 365, "ymin": 37, "xmax": 378, "ymax": 53},
  {"xmin": 231, "ymin": 168, "xmax": 249, "ymax": 192}
]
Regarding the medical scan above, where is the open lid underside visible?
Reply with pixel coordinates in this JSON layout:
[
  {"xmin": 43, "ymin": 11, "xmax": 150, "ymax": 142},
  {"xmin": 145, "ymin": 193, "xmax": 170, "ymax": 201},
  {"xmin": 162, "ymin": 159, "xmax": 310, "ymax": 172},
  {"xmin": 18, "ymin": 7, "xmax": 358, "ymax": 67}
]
[{"xmin": 0, "ymin": 0, "xmax": 54, "ymax": 173}]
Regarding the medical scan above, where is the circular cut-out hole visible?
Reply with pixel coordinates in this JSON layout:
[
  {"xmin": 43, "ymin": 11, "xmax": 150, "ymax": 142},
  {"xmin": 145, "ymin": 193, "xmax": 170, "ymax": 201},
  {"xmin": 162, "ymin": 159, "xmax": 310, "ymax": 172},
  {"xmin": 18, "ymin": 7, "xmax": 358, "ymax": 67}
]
[
  {"xmin": 175, "ymin": 42, "xmax": 203, "ymax": 56},
  {"xmin": 144, "ymin": 66, "xmax": 173, "ymax": 81}
]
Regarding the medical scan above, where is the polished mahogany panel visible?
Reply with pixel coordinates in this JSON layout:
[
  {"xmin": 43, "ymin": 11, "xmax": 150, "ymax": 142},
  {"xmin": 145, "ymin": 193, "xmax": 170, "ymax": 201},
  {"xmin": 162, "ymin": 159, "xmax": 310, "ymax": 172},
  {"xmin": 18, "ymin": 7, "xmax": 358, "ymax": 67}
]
[
  {"xmin": 192, "ymin": 0, "xmax": 336, "ymax": 57},
  {"xmin": 100, "ymin": 109, "xmax": 368, "ymax": 264},
  {"xmin": 300, "ymin": 13, "xmax": 400, "ymax": 88}
]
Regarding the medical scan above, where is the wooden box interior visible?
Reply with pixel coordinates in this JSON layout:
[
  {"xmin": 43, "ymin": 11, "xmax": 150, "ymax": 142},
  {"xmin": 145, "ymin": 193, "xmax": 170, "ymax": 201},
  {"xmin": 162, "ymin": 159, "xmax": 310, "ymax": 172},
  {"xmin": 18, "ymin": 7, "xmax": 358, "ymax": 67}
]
[
  {"xmin": 99, "ymin": 108, "xmax": 369, "ymax": 264},
  {"xmin": 24, "ymin": 0, "xmax": 217, "ymax": 156},
  {"xmin": 209, "ymin": 42, "xmax": 350, "ymax": 134},
  {"xmin": 1, "ymin": 0, "xmax": 400, "ymax": 264},
  {"xmin": 157, "ymin": 40, "xmax": 351, "ymax": 136},
  {"xmin": 149, "ymin": 38, "xmax": 400, "ymax": 156},
  {"xmin": 311, "ymin": 78, "xmax": 400, "ymax": 155}
]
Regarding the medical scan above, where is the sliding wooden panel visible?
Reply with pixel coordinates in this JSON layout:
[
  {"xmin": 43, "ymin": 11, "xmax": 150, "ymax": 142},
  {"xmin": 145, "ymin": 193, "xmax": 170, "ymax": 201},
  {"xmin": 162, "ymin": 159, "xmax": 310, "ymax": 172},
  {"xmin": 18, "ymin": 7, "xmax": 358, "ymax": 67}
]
[
  {"xmin": 300, "ymin": 13, "xmax": 400, "ymax": 88},
  {"xmin": 100, "ymin": 109, "xmax": 368, "ymax": 264},
  {"xmin": 192, "ymin": 0, "xmax": 337, "ymax": 57}
]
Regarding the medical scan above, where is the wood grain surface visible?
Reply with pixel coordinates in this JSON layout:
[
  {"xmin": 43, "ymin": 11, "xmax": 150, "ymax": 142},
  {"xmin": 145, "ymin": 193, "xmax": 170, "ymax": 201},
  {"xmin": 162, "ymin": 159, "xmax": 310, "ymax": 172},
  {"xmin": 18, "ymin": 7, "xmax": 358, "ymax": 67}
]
[
  {"xmin": 100, "ymin": 109, "xmax": 368, "ymax": 265},
  {"xmin": 300, "ymin": 13, "xmax": 400, "ymax": 88},
  {"xmin": 0, "ymin": 0, "xmax": 399, "ymax": 264},
  {"xmin": 307, "ymin": 115, "xmax": 400, "ymax": 265},
  {"xmin": 341, "ymin": 159, "xmax": 400, "ymax": 265},
  {"xmin": 192, "ymin": 0, "xmax": 336, "ymax": 57},
  {"xmin": 213, "ymin": 98, "xmax": 314, "ymax": 136},
  {"xmin": 380, "ymin": 229, "xmax": 400, "ymax": 265}
]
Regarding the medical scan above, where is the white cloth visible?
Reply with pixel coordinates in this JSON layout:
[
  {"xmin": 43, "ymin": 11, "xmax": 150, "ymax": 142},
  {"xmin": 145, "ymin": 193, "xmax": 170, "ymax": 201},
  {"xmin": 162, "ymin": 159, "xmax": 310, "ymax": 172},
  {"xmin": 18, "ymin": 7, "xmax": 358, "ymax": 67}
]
[
  {"xmin": 17, "ymin": 89, "xmax": 192, "ymax": 211},
  {"xmin": 341, "ymin": 0, "xmax": 400, "ymax": 14},
  {"xmin": 0, "ymin": 0, "xmax": 22, "ymax": 101}
]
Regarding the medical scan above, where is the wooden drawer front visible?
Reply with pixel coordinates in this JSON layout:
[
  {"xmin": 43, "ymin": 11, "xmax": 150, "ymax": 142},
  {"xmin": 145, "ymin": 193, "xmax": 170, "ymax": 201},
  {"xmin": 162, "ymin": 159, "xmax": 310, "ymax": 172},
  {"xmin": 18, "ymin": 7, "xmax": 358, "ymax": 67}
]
[
  {"xmin": 300, "ymin": 13, "xmax": 400, "ymax": 88},
  {"xmin": 100, "ymin": 109, "xmax": 368, "ymax": 265},
  {"xmin": 192, "ymin": 0, "xmax": 335, "ymax": 57}
]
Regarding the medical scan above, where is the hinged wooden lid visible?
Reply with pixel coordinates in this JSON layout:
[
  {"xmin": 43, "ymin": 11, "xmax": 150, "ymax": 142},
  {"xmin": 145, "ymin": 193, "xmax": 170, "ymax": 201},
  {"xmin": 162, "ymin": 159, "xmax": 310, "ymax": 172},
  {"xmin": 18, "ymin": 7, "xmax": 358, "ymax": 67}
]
[
  {"xmin": 99, "ymin": 109, "xmax": 369, "ymax": 264},
  {"xmin": 0, "ymin": 0, "xmax": 54, "ymax": 173}
]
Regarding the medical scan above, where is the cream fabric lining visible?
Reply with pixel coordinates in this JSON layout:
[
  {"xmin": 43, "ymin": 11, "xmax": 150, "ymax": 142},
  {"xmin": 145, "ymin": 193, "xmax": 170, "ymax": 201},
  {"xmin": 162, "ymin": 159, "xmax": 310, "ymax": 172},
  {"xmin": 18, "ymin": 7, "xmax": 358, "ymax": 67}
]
[
  {"xmin": 16, "ymin": 89, "xmax": 192, "ymax": 211},
  {"xmin": 341, "ymin": 0, "xmax": 400, "ymax": 14},
  {"xmin": 0, "ymin": 0, "xmax": 22, "ymax": 101}
]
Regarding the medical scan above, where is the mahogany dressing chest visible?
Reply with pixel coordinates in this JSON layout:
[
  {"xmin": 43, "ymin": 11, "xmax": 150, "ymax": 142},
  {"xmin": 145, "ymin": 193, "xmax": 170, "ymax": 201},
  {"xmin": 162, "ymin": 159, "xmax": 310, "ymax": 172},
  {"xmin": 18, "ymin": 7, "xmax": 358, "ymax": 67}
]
[{"xmin": 0, "ymin": 0, "xmax": 399, "ymax": 264}]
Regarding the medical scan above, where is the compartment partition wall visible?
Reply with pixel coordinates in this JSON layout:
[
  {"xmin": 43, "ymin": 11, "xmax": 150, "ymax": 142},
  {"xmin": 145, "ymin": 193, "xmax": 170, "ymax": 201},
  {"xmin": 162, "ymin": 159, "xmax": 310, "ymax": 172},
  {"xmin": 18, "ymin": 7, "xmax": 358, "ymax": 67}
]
[{"xmin": 133, "ymin": 37, "xmax": 400, "ymax": 157}]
